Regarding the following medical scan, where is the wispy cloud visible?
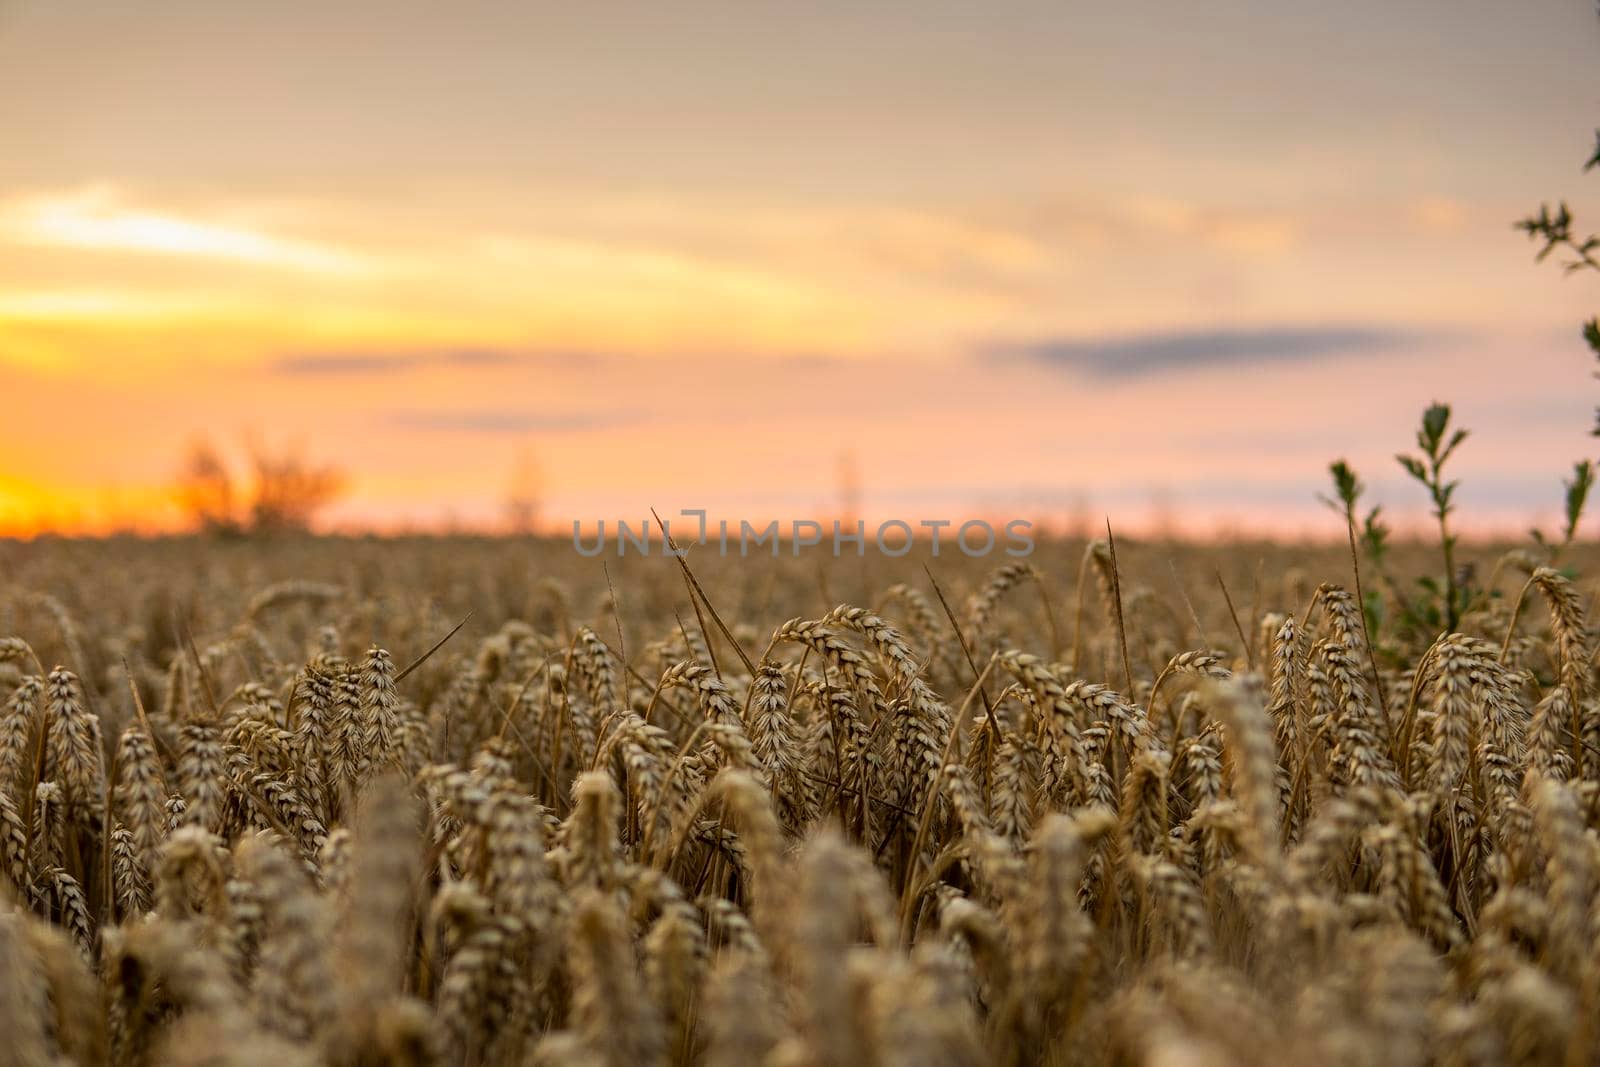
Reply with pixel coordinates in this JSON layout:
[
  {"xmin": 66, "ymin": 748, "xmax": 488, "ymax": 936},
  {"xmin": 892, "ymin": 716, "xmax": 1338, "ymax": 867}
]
[
  {"xmin": 0, "ymin": 187, "xmax": 366, "ymax": 274},
  {"xmin": 275, "ymin": 349, "xmax": 518, "ymax": 375},
  {"xmin": 989, "ymin": 325, "xmax": 1420, "ymax": 379},
  {"xmin": 271, "ymin": 348, "xmax": 601, "ymax": 375},
  {"xmin": 382, "ymin": 408, "xmax": 642, "ymax": 434}
]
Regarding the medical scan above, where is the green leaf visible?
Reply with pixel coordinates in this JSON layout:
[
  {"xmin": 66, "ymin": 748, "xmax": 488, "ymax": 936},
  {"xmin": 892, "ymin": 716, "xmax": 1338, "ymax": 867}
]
[
  {"xmin": 1397, "ymin": 454, "xmax": 1428, "ymax": 483},
  {"xmin": 1421, "ymin": 402, "xmax": 1451, "ymax": 451},
  {"xmin": 1328, "ymin": 460, "xmax": 1361, "ymax": 507},
  {"xmin": 1564, "ymin": 459, "xmax": 1595, "ymax": 543},
  {"xmin": 1361, "ymin": 505, "xmax": 1389, "ymax": 560}
]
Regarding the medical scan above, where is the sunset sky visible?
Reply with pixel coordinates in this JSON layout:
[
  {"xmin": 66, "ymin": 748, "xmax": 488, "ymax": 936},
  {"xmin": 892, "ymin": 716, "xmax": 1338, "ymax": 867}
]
[{"xmin": 2, "ymin": 1, "xmax": 1599, "ymax": 537}]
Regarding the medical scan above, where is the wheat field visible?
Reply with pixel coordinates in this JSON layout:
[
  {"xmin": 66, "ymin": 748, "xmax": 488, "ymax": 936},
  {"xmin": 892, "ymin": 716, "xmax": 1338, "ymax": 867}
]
[{"xmin": 2, "ymin": 531, "xmax": 1599, "ymax": 1066}]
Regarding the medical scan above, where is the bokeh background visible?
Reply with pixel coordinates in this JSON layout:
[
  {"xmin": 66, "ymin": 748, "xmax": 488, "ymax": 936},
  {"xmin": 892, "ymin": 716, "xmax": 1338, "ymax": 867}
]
[{"xmin": 2, "ymin": 0, "xmax": 1597, "ymax": 537}]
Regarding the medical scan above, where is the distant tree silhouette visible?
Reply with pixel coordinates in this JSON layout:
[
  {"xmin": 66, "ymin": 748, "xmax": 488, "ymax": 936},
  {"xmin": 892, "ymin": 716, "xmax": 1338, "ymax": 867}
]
[
  {"xmin": 246, "ymin": 437, "xmax": 345, "ymax": 532},
  {"xmin": 175, "ymin": 439, "xmax": 240, "ymax": 535},
  {"xmin": 174, "ymin": 436, "xmax": 344, "ymax": 534}
]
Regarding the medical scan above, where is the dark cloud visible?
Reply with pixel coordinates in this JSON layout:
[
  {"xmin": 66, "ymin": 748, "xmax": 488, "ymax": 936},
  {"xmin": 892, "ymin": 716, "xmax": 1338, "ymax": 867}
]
[
  {"xmin": 989, "ymin": 325, "xmax": 1420, "ymax": 379},
  {"xmin": 382, "ymin": 409, "xmax": 643, "ymax": 434},
  {"xmin": 270, "ymin": 348, "xmax": 597, "ymax": 375}
]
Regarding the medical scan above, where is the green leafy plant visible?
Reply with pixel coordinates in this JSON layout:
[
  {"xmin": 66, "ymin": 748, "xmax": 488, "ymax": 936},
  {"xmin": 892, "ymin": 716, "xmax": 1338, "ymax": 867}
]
[
  {"xmin": 1319, "ymin": 459, "xmax": 1394, "ymax": 638},
  {"xmin": 1321, "ymin": 460, "xmax": 1391, "ymax": 565},
  {"xmin": 1518, "ymin": 129, "xmax": 1600, "ymax": 435},
  {"xmin": 1318, "ymin": 455, "xmax": 1475, "ymax": 649},
  {"xmin": 1533, "ymin": 459, "xmax": 1595, "ymax": 561},
  {"xmin": 1396, "ymin": 402, "xmax": 1472, "ymax": 631},
  {"xmin": 1516, "ymin": 199, "xmax": 1600, "ymax": 273}
]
